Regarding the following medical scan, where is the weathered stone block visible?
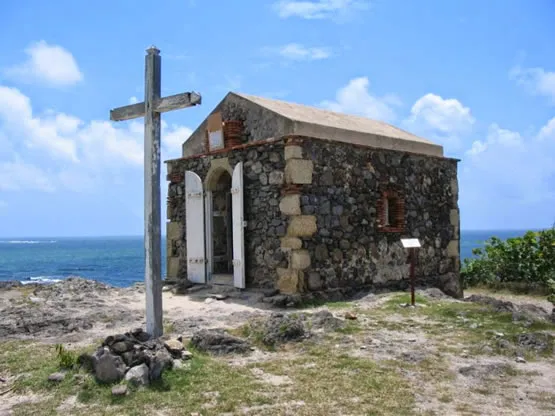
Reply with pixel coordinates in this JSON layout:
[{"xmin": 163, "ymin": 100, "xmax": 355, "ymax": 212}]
[
  {"xmin": 167, "ymin": 257, "xmax": 180, "ymax": 278},
  {"xmin": 285, "ymin": 159, "xmax": 313, "ymax": 184},
  {"xmin": 280, "ymin": 236, "xmax": 302, "ymax": 250},
  {"xmin": 277, "ymin": 268, "xmax": 302, "ymax": 294},
  {"xmin": 166, "ymin": 239, "xmax": 173, "ymax": 257},
  {"xmin": 284, "ymin": 145, "xmax": 303, "ymax": 160},
  {"xmin": 308, "ymin": 272, "xmax": 322, "ymax": 291},
  {"xmin": 290, "ymin": 249, "xmax": 311, "ymax": 270},
  {"xmin": 167, "ymin": 221, "xmax": 182, "ymax": 241},
  {"xmin": 287, "ymin": 215, "xmax": 317, "ymax": 237},
  {"xmin": 450, "ymin": 179, "xmax": 459, "ymax": 197},
  {"xmin": 269, "ymin": 171, "xmax": 284, "ymax": 185},
  {"xmin": 279, "ymin": 194, "xmax": 301, "ymax": 215},
  {"xmin": 447, "ymin": 240, "xmax": 459, "ymax": 257},
  {"xmin": 449, "ymin": 209, "xmax": 459, "ymax": 226}
]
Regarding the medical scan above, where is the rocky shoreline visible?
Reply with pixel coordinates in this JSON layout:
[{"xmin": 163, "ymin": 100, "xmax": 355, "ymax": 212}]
[{"xmin": 1, "ymin": 277, "xmax": 553, "ymax": 343}]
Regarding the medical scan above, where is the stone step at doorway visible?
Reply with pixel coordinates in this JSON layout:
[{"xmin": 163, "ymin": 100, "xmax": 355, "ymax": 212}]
[{"xmin": 211, "ymin": 273, "xmax": 233, "ymax": 286}]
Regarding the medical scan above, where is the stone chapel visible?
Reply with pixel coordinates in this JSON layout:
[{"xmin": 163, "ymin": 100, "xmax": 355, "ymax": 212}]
[{"xmin": 164, "ymin": 92, "xmax": 462, "ymax": 298}]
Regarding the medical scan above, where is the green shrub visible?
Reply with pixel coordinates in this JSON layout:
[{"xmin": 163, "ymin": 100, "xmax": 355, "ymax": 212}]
[
  {"xmin": 461, "ymin": 226, "xmax": 555, "ymax": 293},
  {"xmin": 55, "ymin": 344, "xmax": 77, "ymax": 369}
]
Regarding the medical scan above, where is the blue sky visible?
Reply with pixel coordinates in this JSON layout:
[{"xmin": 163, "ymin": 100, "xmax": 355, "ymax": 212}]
[{"xmin": 0, "ymin": 0, "xmax": 554, "ymax": 237}]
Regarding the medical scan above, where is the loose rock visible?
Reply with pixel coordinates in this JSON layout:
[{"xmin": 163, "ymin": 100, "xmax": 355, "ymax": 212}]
[
  {"xmin": 48, "ymin": 372, "xmax": 65, "ymax": 382},
  {"xmin": 260, "ymin": 313, "xmax": 306, "ymax": 346},
  {"xmin": 94, "ymin": 349, "xmax": 126, "ymax": 384},
  {"xmin": 150, "ymin": 350, "xmax": 173, "ymax": 381},
  {"xmin": 310, "ymin": 310, "xmax": 345, "ymax": 331},
  {"xmin": 164, "ymin": 339, "xmax": 184, "ymax": 357},
  {"xmin": 458, "ymin": 363, "xmax": 514, "ymax": 378},
  {"xmin": 515, "ymin": 332, "xmax": 554, "ymax": 354},
  {"xmin": 190, "ymin": 329, "xmax": 251, "ymax": 355},
  {"xmin": 125, "ymin": 363, "xmax": 150, "ymax": 386},
  {"xmin": 465, "ymin": 295, "xmax": 551, "ymax": 322},
  {"xmin": 111, "ymin": 384, "xmax": 128, "ymax": 396},
  {"xmin": 344, "ymin": 312, "xmax": 357, "ymax": 320}
]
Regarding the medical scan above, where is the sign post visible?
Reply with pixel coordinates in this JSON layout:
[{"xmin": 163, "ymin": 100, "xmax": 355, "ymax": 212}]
[
  {"xmin": 401, "ymin": 238, "xmax": 421, "ymax": 307},
  {"xmin": 109, "ymin": 46, "xmax": 201, "ymax": 337}
]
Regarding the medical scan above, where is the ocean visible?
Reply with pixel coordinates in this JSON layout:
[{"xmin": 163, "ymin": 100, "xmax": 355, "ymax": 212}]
[{"xmin": 0, "ymin": 230, "xmax": 532, "ymax": 287}]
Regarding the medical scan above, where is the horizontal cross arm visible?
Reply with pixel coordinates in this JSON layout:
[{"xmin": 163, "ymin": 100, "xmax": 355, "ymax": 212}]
[
  {"xmin": 110, "ymin": 102, "xmax": 145, "ymax": 122},
  {"xmin": 156, "ymin": 92, "xmax": 202, "ymax": 113},
  {"xmin": 110, "ymin": 91, "xmax": 202, "ymax": 122}
]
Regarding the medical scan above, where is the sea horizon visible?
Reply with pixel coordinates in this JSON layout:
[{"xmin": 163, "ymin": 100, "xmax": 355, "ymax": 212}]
[
  {"xmin": 1, "ymin": 228, "xmax": 547, "ymax": 240},
  {"xmin": 0, "ymin": 229, "xmax": 546, "ymax": 287}
]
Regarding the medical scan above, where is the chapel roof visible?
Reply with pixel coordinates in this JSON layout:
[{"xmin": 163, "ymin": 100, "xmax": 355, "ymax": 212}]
[{"xmin": 230, "ymin": 92, "xmax": 444, "ymax": 157}]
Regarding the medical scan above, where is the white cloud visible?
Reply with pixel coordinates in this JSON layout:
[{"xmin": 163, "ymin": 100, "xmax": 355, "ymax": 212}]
[
  {"xmin": 405, "ymin": 93, "xmax": 474, "ymax": 133},
  {"xmin": 461, "ymin": 119, "xmax": 555, "ymax": 213},
  {"xmin": 4, "ymin": 41, "xmax": 83, "ymax": 87},
  {"xmin": 129, "ymin": 96, "xmax": 139, "ymax": 104},
  {"xmin": 0, "ymin": 85, "xmax": 191, "ymax": 193},
  {"xmin": 467, "ymin": 124, "xmax": 522, "ymax": 155},
  {"xmin": 320, "ymin": 77, "xmax": 401, "ymax": 122},
  {"xmin": 538, "ymin": 116, "xmax": 555, "ymax": 140},
  {"xmin": 403, "ymin": 93, "xmax": 475, "ymax": 151},
  {"xmin": 163, "ymin": 123, "xmax": 193, "ymax": 155},
  {"xmin": 510, "ymin": 65, "xmax": 555, "ymax": 104},
  {"xmin": 0, "ymin": 160, "xmax": 55, "ymax": 192},
  {"xmin": 0, "ymin": 86, "xmax": 79, "ymax": 161},
  {"xmin": 273, "ymin": 0, "xmax": 369, "ymax": 21},
  {"xmin": 276, "ymin": 43, "xmax": 331, "ymax": 61}
]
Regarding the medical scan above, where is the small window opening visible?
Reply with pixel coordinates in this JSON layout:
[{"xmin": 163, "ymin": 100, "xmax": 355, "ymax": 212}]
[
  {"xmin": 379, "ymin": 189, "xmax": 405, "ymax": 232},
  {"xmin": 385, "ymin": 196, "xmax": 398, "ymax": 226}
]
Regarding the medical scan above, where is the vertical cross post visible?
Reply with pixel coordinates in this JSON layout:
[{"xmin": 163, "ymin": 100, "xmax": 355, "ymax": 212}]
[
  {"xmin": 144, "ymin": 46, "xmax": 163, "ymax": 337},
  {"xmin": 110, "ymin": 46, "xmax": 201, "ymax": 338}
]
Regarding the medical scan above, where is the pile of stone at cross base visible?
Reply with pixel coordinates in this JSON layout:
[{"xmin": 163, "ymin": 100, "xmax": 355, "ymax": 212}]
[{"xmin": 77, "ymin": 328, "xmax": 192, "ymax": 387}]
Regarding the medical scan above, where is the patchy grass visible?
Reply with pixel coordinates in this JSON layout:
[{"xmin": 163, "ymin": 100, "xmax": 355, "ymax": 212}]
[
  {"xmin": 229, "ymin": 321, "xmax": 275, "ymax": 351},
  {"xmin": 2, "ymin": 340, "xmax": 417, "ymax": 416},
  {"xmin": 334, "ymin": 320, "xmax": 363, "ymax": 335},
  {"xmin": 298, "ymin": 298, "xmax": 359, "ymax": 309},
  {"xmin": 383, "ymin": 293, "xmax": 431, "ymax": 309},
  {"xmin": 163, "ymin": 321, "xmax": 176, "ymax": 334},
  {"xmin": 378, "ymin": 294, "xmax": 555, "ymax": 359},
  {"xmin": 250, "ymin": 345, "xmax": 416, "ymax": 415},
  {"xmin": 528, "ymin": 391, "xmax": 555, "ymax": 412},
  {"xmin": 2, "ymin": 288, "xmax": 554, "ymax": 415},
  {"xmin": 1, "ymin": 341, "xmax": 272, "ymax": 416}
]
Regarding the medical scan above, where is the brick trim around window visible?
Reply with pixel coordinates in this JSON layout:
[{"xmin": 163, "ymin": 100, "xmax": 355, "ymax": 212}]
[{"xmin": 376, "ymin": 186, "xmax": 406, "ymax": 233}]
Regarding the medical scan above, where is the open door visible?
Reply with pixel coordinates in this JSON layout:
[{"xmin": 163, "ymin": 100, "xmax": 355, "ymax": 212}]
[
  {"xmin": 231, "ymin": 162, "xmax": 246, "ymax": 289},
  {"xmin": 185, "ymin": 171, "xmax": 206, "ymax": 284}
]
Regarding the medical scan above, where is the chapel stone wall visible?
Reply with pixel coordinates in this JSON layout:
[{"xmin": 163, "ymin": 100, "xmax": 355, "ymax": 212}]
[{"xmin": 292, "ymin": 138, "xmax": 462, "ymax": 297}]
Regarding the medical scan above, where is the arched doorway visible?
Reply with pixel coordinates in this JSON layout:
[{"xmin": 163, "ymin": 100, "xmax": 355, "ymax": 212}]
[
  {"xmin": 185, "ymin": 162, "xmax": 245, "ymax": 288},
  {"xmin": 206, "ymin": 168, "xmax": 234, "ymax": 284}
]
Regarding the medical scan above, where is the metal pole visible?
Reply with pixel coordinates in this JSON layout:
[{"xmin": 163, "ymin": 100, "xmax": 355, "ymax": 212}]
[{"xmin": 144, "ymin": 46, "xmax": 163, "ymax": 337}]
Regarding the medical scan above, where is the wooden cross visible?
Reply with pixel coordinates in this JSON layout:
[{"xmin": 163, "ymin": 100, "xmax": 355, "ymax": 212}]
[{"xmin": 109, "ymin": 46, "xmax": 201, "ymax": 337}]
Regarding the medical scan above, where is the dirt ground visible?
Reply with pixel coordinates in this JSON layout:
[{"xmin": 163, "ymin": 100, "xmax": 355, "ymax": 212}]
[{"xmin": 1, "ymin": 279, "xmax": 554, "ymax": 416}]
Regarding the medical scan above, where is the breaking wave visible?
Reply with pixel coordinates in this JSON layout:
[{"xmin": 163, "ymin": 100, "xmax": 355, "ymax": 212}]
[
  {"xmin": 0, "ymin": 240, "xmax": 57, "ymax": 244},
  {"xmin": 21, "ymin": 276, "xmax": 63, "ymax": 285}
]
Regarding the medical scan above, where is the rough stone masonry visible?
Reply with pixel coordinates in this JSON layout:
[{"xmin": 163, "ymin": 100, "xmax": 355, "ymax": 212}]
[{"xmin": 165, "ymin": 92, "xmax": 462, "ymax": 298}]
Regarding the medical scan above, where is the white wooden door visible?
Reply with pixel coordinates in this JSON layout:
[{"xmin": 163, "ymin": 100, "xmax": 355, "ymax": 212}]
[
  {"xmin": 204, "ymin": 190, "xmax": 213, "ymax": 280},
  {"xmin": 231, "ymin": 162, "xmax": 246, "ymax": 289},
  {"xmin": 185, "ymin": 171, "xmax": 206, "ymax": 284}
]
